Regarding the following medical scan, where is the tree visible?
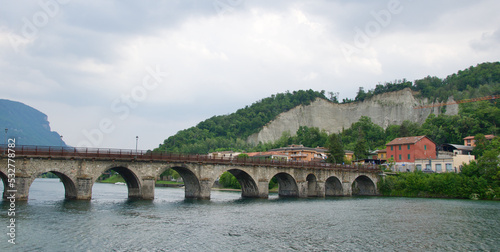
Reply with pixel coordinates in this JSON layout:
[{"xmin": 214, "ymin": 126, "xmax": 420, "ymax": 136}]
[
  {"xmin": 472, "ymin": 134, "xmax": 488, "ymax": 157},
  {"xmin": 355, "ymin": 87, "xmax": 367, "ymax": 101},
  {"xmin": 328, "ymin": 91, "xmax": 339, "ymax": 103},
  {"xmin": 354, "ymin": 129, "xmax": 369, "ymax": 160},
  {"xmin": 327, "ymin": 133, "xmax": 344, "ymax": 164},
  {"xmin": 219, "ymin": 172, "xmax": 241, "ymax": 189},
  {"xmin": 399, "ymin": 120, "xmax": 420, "ymax": 137}
]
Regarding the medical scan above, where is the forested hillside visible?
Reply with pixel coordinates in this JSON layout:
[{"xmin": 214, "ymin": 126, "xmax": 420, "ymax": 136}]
[
  {"xmin": 352, "ymin": 62, "xmax": 500, "ymax": 103},
  {"xmin": 154, "ymin": 90, "xmax": 327, "ymax": 153},
  {"xmin": 154, "ymin": 62, "xmax": 500, "ymax": 156}
]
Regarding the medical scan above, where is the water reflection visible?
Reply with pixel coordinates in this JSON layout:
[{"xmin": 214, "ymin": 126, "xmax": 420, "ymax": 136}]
[
  {"xmin": 55, "ymin": 199, "xmax": 92, "ymax": 213},
  {"xmin": 0, "ymin": 179, "xmax": 499, "ymax": 251}
]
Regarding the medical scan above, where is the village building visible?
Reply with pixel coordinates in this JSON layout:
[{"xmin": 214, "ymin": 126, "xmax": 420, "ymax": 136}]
[
  {"xmin": 208, "ymin": 151, "xmax": 242, "ymax": 160},
  {"xmin": 414, "ymin": 143, "xmax": 475, "ymax": 173},
  {"xmin": 246, "ymin": 151, "xmax": 289, "ymax": 161},
  {"xmin": 386, "ymin": 136, "xmax": 475, "ymax": 173},
  {"xmin": 268, "ymin": 145, "xmax": 327, "ymax": 162},
  {"xmin": 386, "ymin": 136, "xmax": 437, "ymax": 165},
  {"xmin": 463, "ymin": 135, "xmax": 496, "ymax": 147},
  {"xmin": 354, "ymin": 150, "xmax": 387, "ymax": 165},
  {"xmin": 344, "ymin": 150, "xmax": 354, "ymax": 162}
]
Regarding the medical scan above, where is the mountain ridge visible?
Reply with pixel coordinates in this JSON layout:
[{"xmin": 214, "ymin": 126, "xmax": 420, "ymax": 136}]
[{"xmin": 0, "ymin": 99, "xmax": 66, "ymax": 146}]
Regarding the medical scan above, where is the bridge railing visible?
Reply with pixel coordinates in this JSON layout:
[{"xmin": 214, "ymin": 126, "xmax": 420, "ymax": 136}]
[{"xmin": 0, "ymin": 145, "xmax": 381, "ymax": 172}]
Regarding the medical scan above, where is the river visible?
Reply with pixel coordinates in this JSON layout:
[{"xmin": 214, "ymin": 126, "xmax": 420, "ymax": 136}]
[{"xmin": 0, "ymin": 178, "xmax": 499, "ymax": 251}]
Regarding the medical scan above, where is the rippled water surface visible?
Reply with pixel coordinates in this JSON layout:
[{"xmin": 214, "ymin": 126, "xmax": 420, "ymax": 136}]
[{"xmin": 1, "ymin": 179, "xmax": 499, "ymax": 251}]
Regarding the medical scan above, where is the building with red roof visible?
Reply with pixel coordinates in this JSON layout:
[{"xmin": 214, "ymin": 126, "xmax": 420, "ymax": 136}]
[{"xmin": 386, "ymin": 135, "xmax": 436, "ymax": 163}]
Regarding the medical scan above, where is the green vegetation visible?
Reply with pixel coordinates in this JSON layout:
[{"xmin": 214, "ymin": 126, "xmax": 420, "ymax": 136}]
[
  {"xmin": 326, "ymin": 133, "xmax": 344, "ymax": 164},
  {"xmin": 154, "ymin": 90, "xmax": 327, "ymax": 154},
  {"xmin": 155, "ymin": 180, "xmax": 183, "ymax": 185},
  {"xmin": 159, "ymin": 168, "xmax": 181, "ymax": 181},
  {"xmin": 218, "ymin": 172, "xmax": 241, "ymax": 189},
  {"xmin": 354, "ymin": 62, "xmax": 500, "ymax": 103},
  {"xmin": 100, "ymin": 174, "xmax": 125, "ymax": 183},
  {"xmin": 39, "ymin": 172, "xmax": 58, "ymax": 178}
]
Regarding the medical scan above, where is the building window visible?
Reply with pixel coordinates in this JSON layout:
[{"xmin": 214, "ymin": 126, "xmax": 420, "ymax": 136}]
[
  {"xmin": 407, "ymin": 144, "xmax": 410, "ymax": 150},
  {"xmin": 416, "ymin": 164, "xmax": 422, "ymax": 171},
  {"xmin": 408, "ymin": 154, "xmax": 411, "ymax": 160},
  {"xmin": 425, "ymin": 164, "xmax": 431, "ymax": 170},
  {"xmin": 398, "ymin": 154, "xmax": 402, "ymax": 160},
  {"xmin": 446, "ymin": 163, "xmax": 453, "ymax": 171},
  {"xmin": 424, "ymin": 145, "xmax": 427, "ymax": 150},
  {"xmin": 399, "ymin": 145, "xmax": 401, "ymax": 150},
  {"xmin": 435, "ymin": 164, "xmax": 442, "ymax": 172},
  {"xmin": 391, "ymin": 155, "xmax": 393, "ymax": 158},
  {"xmin": 391, "ymin": 146, "xmax": 393, "ymax": 151}
]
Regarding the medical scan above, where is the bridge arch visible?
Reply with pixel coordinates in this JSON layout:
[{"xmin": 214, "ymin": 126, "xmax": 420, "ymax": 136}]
[
  {"xmin": 272, "ymin": 172, "xmax": 299, "ymax": 197},
  {"xmin": 219, "ymin": 169, "xmax": 259, "ymax": 198},
  {"xmin": 0, "ymin": 171, "xmax": 8, "ymax": 199},
  {"xmin": 28, "ymin": 171, "xmax": 78, "ymax": 200},
  {"xmin": 98, "ymin": 166, "xmax": 142, "ymax": 199},
  {"xmin": 159, "ymin": 165, "xmax": 201, "ymax": 199},
  {"xmin": 352, "ymin": 175, "xmax": 377, "ymax": 196},
  {"xmin": 306, "ymin": 174, "xmax": 318, "ymax": 197},
  {"xmin": 325, "ymin": 176, "xmax": 343, "ymax": 196}
]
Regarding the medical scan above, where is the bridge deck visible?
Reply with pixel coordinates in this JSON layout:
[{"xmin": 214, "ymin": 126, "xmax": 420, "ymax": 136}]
[{"xmin": 1, "ymin": 145, "xmax": 381, "ymax": 173}]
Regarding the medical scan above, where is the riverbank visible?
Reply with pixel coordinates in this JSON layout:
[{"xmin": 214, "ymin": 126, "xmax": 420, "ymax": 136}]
[{"xmin": 378, "ymin": 171, "xmax": 500, "ymax": 200}]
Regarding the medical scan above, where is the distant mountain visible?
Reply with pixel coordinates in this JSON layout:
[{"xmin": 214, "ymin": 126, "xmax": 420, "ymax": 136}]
[{"xmin": 0, "ymin": 99, "xmax": 66, "ymax": 147}]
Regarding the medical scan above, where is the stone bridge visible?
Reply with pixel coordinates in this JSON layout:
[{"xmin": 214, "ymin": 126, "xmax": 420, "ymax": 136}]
[{"xmin": 0, "ymin": 146, "xmax": 381, "ymax": 200}]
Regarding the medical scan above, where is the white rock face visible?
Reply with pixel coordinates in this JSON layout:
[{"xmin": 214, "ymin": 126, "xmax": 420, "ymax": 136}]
[{"xmin": 247, "ymin": 88, "xmax": 458, "ymax": 145}]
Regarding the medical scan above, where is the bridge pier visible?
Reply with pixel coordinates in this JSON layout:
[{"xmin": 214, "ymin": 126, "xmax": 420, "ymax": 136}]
[
  {"xmin": 257, "ymin": 179, "xmax": 269, "ymax": 198},
  {"xmin": 76, "ymin": 177, "xmax": 93, "ymax": 200},
  {"xmin": 297, "ymin": 181, "xmax": 308, "ymax": 198},
  {"xmin": 342, "ymin": 181, "xmax": 353, "ymax": 196},
  {"xmin": 315, "ymin": 181, "xmax": 326, "ymax": 197},
  {"xmin": 199, "ymin": 179, "xmax": 212, "ymax": 199},
  {"xmin": 141, "ymin": 177, "xmax": 155, "ymax": 200},
  {"xmin": 11, "ymin": 175, "xmax": 31, "ymax": 200}
]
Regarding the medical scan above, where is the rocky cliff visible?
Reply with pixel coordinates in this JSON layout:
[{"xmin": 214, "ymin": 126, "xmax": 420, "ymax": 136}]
[{"xmin": 247, "ymin": 88, "xmax": 458, "ymax": 145}]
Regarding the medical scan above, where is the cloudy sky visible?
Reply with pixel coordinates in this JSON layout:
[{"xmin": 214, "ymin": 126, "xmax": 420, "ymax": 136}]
[{"xmin": 1, "ymin": 0, "xmax": 499, "ymax": 150}]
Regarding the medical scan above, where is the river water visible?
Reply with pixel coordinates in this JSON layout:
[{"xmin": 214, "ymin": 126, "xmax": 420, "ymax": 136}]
[{"xmin": 0, "ymin": 178, "xmax": 499, "ymax": 251}]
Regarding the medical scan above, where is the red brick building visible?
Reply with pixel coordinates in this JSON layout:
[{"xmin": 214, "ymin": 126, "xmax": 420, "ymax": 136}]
[{"xmin": 386, "ymin": 136, "xmax": 436, "ymax": 163}]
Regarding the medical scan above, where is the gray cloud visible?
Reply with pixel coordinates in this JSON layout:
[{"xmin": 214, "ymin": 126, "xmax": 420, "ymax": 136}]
[{"xmin": 0, "ymin": 0, "xmax": 499, "ymax": 149}]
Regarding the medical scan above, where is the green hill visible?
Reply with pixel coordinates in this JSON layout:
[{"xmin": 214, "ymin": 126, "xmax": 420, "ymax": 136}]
[
  {"xmin": 154, "ymin": 62, "xmax": 500, "ymax": 154},
  {"xmin": 154, "ymin": 89, "xmax": 327, "ymax": 153},
  {"xmin": 0, "ymin": 99, "xmax": 66, "ymax": 146}
]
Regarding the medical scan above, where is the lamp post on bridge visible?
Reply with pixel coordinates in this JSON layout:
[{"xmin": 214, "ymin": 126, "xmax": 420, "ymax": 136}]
[
  {"xmin": 136, "ymin": 136, "xmax": 139, "ymax": 155},
  {"xmin": 60, "ymin": 135, "xmax": 63, "ymax": 148}
]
